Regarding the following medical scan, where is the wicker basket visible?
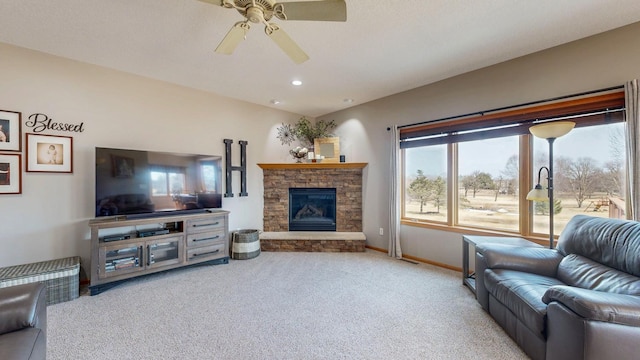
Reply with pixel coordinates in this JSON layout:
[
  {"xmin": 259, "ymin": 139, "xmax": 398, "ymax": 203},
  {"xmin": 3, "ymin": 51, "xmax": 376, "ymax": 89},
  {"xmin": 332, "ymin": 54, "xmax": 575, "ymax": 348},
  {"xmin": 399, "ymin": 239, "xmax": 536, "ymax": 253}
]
[
  {"xmin": 0, "ymin": 256, "xmax": 80, "ymax": 305},
  {"xmin": 231, "ymin": 230, "xmax": 260, "ymax": 260}
]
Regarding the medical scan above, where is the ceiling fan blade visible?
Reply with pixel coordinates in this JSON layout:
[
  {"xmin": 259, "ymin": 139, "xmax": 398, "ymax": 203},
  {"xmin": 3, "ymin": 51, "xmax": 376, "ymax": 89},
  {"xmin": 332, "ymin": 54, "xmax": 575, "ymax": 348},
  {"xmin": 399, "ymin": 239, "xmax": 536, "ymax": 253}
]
[
  {"xmin": 275, "ymin": 0, "xmax": 347, "ymax": 22},
  {"xmin": 197, "ymin": 0, "xmax": 225, "ymax": 6},
  {"xmin": 215, "ymin": 22, "xmax": 250, "ymax": 55},
  {"xmin": 266, "ymin": 24, "xmax": 309, "ymax": 64}
]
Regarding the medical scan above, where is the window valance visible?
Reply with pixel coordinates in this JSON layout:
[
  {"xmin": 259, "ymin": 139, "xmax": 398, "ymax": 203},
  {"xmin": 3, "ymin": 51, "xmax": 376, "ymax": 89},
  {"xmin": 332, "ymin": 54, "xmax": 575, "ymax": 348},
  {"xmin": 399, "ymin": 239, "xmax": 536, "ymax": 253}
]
[{"xmin": 400, "ymin": 90, "xmax": 625, "ymax": 148}]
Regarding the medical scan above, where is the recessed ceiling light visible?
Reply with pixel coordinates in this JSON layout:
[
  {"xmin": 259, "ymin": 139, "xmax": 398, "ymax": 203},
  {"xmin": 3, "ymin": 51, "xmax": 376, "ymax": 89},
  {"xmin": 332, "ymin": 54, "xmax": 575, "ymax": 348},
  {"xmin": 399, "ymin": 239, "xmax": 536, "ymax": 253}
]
[
  {"xmin": 343, "ymin": 98, "xmax": 354, "ymax": 103},
  {"xmin": 291, "ymin": 80, "xmax": 303, "ymax": 86},
  {"xmin": 270, "ymin": 99, "xmax": 281, "ymax": 105}
]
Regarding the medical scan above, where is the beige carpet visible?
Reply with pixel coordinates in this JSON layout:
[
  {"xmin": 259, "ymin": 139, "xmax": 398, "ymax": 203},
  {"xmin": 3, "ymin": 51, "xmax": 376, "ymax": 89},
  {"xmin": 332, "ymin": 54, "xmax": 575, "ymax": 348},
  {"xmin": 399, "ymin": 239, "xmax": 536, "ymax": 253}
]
[{"xmin": 47, "ymin": 250, "xmax": 527, "ymax": 359}]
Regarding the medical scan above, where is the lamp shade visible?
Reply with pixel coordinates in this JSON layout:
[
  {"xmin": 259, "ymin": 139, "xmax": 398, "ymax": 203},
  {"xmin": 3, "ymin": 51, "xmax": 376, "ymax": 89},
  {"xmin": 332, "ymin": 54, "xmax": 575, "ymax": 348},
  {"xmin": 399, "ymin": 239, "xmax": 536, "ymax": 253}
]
[
  {"xmin": 526, "ymin": 185, "xmax": 548, "ymax": 201},
  {"xmin": 529, "ymin": 121, "xmax": 575, "ymax": 139}
]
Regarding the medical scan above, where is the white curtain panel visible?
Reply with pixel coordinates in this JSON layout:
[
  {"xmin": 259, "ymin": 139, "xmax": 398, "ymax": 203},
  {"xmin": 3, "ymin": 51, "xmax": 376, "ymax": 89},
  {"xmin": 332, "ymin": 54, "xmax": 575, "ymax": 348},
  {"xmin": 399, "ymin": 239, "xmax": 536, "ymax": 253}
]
[
  {"xmin": 625, "ymin": 79, "xmax": 640, "ymax": 221},
  {"xmin": 389, "ymin": 125, "xmax": 402, "ymax": 258}
]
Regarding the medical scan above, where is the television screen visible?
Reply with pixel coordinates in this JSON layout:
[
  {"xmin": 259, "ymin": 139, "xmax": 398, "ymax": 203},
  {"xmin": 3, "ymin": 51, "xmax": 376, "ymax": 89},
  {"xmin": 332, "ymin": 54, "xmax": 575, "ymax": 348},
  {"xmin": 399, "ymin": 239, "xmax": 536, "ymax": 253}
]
[{"xmin": 95, "ymin": 147, "xmax": 223, "ymax": 218}]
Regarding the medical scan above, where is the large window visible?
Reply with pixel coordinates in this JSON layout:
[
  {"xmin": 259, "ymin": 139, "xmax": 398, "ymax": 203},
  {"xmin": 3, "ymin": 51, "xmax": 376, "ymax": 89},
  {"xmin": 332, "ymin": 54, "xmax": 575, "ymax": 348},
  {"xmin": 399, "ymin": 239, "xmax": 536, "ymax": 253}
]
[
  {"xmin": 400, "ymin": 90, "xmax": 627, "ymax": 241},
  {"xmin": 531, "ymin": 122, "xmax": 626, "ymax": 236},
  {"xmin": 457, "ymin": 136, "xmax": 520, "ymax": 232},
  {"xmin": 404, "ymin": 144, "xmax": 448, "ymax": 223}
]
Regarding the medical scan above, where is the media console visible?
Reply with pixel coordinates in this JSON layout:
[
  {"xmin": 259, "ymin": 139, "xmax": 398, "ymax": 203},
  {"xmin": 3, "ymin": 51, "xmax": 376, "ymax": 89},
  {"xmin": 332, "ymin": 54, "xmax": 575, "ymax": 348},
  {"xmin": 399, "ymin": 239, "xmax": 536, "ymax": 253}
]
[{"xmin": 89, "ymin": 210, "xmax": 230, "ymax": 295}]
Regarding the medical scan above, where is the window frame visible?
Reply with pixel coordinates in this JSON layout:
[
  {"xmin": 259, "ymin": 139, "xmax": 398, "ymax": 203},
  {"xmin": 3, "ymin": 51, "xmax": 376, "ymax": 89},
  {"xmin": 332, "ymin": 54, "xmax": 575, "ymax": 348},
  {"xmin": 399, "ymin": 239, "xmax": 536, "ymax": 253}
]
[{"xmin": 399, "ymin": 90, "xmax": 626, "ymax": 244}]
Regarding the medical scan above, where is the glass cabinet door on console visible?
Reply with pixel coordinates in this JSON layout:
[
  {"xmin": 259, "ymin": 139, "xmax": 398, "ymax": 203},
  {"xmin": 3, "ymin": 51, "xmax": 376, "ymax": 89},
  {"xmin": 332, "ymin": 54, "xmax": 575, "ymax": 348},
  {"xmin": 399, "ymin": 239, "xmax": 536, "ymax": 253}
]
[
  {"xmin": 99, "ymin": 242, "xmax": 144, "ymax": 278},
  {"xmin": 146, "ymin": 236, "xmax": 182, "ymax": 269}
]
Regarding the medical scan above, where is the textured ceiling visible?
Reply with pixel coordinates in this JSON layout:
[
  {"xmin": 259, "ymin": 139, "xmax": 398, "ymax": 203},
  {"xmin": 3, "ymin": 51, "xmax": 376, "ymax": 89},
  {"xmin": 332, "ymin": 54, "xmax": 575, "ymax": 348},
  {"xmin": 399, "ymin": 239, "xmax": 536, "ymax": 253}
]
[{"xmin": 2, "ymin": 0, "xmax": 640, "ymax": 117}]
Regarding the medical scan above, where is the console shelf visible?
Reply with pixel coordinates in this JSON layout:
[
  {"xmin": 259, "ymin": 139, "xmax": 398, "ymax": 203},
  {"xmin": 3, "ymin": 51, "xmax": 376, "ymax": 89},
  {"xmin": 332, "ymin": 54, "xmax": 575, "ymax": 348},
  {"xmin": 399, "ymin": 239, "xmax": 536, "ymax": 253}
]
[{"xmin": 89, "ymin": 210, "xmax": 229, "ymax": 295}]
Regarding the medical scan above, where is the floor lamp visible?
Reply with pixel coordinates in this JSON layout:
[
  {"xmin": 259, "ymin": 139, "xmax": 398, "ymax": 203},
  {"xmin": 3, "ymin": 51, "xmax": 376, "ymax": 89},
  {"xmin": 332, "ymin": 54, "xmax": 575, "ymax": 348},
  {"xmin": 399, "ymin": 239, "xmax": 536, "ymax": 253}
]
[{"xmin": 526, "ymin": 121, "xmax": 575, "ymax": 249}]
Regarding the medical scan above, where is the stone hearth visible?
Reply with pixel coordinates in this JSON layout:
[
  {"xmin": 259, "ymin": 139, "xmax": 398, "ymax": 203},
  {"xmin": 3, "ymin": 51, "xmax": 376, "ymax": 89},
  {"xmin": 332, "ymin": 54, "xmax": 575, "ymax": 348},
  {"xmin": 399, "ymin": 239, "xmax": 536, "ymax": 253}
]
[
  {"xmin": 258, "ymin": 163, "xmax": 367, "ymax": 252},
  {"xmin": 259, "ymin": 232, "xmax": 366, "ymax": 252}
]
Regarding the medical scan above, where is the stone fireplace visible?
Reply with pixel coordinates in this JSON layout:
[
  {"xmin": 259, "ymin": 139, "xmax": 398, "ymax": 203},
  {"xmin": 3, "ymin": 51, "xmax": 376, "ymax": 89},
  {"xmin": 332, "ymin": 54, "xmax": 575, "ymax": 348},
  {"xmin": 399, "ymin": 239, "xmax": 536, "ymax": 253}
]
[{"xmin": 258, "ymin": 162, "xmax": 367, "ymax": 252}]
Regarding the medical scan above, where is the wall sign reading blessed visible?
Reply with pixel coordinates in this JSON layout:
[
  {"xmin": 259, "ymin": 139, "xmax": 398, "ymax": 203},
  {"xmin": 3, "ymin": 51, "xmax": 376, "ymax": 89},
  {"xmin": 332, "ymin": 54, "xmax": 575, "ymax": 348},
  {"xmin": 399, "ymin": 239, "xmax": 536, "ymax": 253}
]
[{"xmin": 25, "ymin": 113, "xmax": 85, "ymax": 133}]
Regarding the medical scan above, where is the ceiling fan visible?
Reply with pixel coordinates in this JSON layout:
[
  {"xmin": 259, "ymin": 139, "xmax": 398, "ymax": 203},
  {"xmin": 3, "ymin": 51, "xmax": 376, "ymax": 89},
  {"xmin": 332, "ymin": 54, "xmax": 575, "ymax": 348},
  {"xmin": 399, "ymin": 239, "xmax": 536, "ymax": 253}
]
[{"xmin": 198, "ymin": 0, "xmax": 347, "ymax": 64}]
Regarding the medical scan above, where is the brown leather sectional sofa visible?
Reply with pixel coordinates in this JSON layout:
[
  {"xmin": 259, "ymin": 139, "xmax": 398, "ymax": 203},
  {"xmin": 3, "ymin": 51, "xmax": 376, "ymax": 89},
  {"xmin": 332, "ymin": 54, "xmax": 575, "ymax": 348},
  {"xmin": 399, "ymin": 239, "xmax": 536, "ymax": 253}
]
[
  {"xmin": 475, "ymin": 214, "xmax": 640, "ymax": 360},
  {"xmin": 0, "ymin": 283, "xmax": 47, "ymax": 359}
]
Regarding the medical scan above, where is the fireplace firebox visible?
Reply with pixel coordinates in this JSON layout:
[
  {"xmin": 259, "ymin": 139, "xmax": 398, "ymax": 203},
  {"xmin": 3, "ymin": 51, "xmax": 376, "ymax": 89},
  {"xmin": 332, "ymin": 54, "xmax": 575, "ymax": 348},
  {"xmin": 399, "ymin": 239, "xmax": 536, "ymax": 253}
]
[{"xmin": 289, "ymin": 188, "xmax": 337, "ymax": 231}]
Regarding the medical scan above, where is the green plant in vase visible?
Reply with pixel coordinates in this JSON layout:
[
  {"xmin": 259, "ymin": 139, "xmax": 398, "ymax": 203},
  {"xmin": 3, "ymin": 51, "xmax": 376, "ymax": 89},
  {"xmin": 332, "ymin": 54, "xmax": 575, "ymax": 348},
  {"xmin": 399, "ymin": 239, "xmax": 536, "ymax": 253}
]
[
  {"xmin": 293, "ymin": 117, "xmax": 337, "ymax": 148},
  {"xmin": 276, "ymin": 117, "xmax": 337, "ymax": 162}
]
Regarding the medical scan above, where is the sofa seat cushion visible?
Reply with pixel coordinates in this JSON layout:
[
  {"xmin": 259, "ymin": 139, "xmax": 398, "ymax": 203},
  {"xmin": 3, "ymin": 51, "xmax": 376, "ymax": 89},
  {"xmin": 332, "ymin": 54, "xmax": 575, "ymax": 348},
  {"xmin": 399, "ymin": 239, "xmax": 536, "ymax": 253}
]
[
  {"xmin": 0, "ymin": 328, "xmax": 44, "ymax": 360},
  {"xmin": 485, "ymin": 269, "xmax": 566, "ymax": 337},
  {"xmin": 557, "ymin": 254, "xmax": 640, "ymax": 295}
]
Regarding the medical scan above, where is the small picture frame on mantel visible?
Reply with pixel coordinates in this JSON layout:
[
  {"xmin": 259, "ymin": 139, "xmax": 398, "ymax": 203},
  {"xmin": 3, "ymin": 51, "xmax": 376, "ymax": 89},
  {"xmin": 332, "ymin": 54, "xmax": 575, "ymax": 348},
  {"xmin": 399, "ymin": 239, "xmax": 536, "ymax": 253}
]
[{"xmin": 314, "ymin": 137, "xmax": 340, "ymax": 163}]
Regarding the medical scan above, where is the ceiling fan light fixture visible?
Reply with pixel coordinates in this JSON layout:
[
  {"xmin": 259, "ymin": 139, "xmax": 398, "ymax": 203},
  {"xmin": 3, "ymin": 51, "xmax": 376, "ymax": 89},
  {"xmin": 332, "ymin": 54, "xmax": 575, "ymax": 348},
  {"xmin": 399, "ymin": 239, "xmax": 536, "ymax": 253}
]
[
  {"xmin": 246, "ymin": 7, "xmax": 265, "ymax": 23},
  {"xmin": 200, "ymin": 0, "xmax": 347, "ymax": 64}
]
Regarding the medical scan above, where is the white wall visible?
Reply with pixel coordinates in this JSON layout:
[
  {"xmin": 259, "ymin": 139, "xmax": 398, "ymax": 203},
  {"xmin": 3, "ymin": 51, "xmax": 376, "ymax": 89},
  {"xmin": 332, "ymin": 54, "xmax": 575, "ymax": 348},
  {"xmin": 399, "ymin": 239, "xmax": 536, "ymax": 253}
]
[
  {"xmin": 0, "ymin": 43, "xmax": 301, "ymax": 268},
  {"xmin": 319, "ymin": 21, "xmax": 640, "ymax": 269}
]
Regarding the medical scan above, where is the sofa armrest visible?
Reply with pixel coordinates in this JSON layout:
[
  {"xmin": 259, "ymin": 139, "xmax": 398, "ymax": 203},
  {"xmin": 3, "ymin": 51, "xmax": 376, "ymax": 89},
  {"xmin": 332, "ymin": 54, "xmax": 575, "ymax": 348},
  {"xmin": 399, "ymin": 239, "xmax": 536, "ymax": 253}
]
[
  {"xmin": 0, "ymin": 283, "xmax": 47, "ymax": 335},
  {"xmin": 476, "ymin": 243, "xmax": 563, "ymax": 278},
  {"xmin": 543, "ymin": 285, "xmax": 640, "ymax": 327}
]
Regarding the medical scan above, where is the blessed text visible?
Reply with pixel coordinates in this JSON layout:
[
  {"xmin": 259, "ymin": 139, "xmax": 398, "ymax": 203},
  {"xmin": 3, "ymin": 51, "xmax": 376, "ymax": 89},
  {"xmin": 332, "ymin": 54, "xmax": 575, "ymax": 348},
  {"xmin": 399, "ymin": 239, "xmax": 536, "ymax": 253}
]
[{"xmin": 26, "ymin": 113, "xmax": 85, "ymax": 133}]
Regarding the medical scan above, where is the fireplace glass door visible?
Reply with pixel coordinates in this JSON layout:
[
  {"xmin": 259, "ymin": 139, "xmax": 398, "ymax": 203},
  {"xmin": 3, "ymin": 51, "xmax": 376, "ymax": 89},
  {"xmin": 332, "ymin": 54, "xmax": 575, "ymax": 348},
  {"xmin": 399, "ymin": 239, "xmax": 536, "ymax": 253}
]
[{"xmin": 289, "ymin": 188, "xmax": 337, "ymax": 231}]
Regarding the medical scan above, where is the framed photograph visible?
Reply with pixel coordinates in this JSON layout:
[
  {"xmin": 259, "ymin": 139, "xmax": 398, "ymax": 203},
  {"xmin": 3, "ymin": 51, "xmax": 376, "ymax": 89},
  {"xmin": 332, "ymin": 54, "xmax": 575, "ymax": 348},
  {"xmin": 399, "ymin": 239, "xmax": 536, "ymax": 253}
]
[
  {"xmin": 0, "ymin": 109, "xmax": 22, "ymax": 152},
  {"xmin": 111, "ymin": 155, "xmax": 135, "ymax": 178},
  {"xmin": 26, "ymin": 133, "xmax": 73, "ymax": 173},
  {"xmin": 314, "ymin": 137, "xmax": 340, "ymax": 163},
  {"xmin": 0, "ymin": 153, "xmax": 22, "ymax": 194}
]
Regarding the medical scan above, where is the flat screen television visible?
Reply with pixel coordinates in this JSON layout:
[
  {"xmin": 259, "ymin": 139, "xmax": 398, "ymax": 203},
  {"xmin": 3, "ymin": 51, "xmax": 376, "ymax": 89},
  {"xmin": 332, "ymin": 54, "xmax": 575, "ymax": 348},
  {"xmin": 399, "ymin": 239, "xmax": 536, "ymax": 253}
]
[{"xmin": 95, "ymin": 147, "xmax": 223, "ymax": 218}]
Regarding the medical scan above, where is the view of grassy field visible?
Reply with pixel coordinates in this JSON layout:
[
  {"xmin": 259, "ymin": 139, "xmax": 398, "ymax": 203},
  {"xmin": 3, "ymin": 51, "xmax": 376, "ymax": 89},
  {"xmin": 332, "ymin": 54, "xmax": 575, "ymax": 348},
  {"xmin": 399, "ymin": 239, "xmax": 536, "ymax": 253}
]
[{"xmin": 405, "ymin": 189, "xmax": 616, "ymax": 235}]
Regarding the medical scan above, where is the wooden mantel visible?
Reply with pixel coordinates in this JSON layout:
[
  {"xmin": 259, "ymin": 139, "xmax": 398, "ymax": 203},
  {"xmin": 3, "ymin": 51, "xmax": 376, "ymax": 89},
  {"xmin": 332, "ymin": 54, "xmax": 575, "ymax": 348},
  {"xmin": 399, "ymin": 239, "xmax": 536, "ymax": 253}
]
[{"xmin": 257, "ymin": 162, "xmax": 367, "ymax": 170}]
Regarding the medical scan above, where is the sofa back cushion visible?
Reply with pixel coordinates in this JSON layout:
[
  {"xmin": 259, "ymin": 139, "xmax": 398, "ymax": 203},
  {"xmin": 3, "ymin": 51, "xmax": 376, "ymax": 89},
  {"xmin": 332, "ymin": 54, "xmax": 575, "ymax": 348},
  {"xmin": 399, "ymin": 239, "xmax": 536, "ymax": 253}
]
[
  {"xmin": 557, "ymin": 215, "xmax": 640, "ymax": 277},
  {"xmin": 557, "ymin": 254, "xmax": 640, "ymax": 295}
]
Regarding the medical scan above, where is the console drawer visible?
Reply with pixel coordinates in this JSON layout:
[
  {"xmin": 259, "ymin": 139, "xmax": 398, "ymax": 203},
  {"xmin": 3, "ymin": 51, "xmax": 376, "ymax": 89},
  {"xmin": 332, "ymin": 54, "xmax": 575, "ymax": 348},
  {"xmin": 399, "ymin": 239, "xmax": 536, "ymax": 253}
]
[
  {"xmin": 187, "ymin": 243, "xmax": 226, "ymax": 262},
  {"xmin": 186, "ymin": 217, "xmax": 225, "ymax": 233},
  {"xmin": 186, "ymin": 230, "xmax": 225, "ymax": 247}
]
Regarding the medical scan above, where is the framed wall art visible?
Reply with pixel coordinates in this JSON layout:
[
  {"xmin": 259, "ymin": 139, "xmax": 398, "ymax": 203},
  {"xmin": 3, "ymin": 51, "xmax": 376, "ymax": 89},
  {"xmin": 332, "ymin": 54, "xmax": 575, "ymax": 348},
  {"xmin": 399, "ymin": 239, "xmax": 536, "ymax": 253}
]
[
  {"xmin": 314, "ymin": 137, "xmax": 340, "ymax": 163},
  {"xmin": 0, "ymin": 109, "xmax": 22, "ymax": 152},
  {"xmin": 0, "ymin": 153, "xmax": 22, "ymax": 194},
  {"xmin": 26, "ymin": 133, "xmax": 73, "ymax": 173}
]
